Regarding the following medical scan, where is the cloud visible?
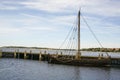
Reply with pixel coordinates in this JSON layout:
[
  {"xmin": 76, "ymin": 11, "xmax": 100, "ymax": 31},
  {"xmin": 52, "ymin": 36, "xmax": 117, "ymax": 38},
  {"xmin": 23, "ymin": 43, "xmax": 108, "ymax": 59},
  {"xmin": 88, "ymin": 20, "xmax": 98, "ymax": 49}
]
[
  {"xmin": 20, "ymin": 0, "xmax": 80, "ymax": 12},
  {"xmin": 19, "ymin": 13, "xmax": 75, "ymax": 30},
  {"xmin": 0, "ymin": 4, "xmax": 18, "ymax": 10},
  {"xmin": 0, "ymin": 0, "xmax": 120, "ymax": 48},
  {"xmin": 83, "ymin": 0, "xmax": 120, "ymax": 16},
  {"xmin": 18, "ymin": 0, "xmax": 120, "ymax": 17},
  {"xmin": 1, "ymin": 0, "xmax": 120, "ymax": 17}
]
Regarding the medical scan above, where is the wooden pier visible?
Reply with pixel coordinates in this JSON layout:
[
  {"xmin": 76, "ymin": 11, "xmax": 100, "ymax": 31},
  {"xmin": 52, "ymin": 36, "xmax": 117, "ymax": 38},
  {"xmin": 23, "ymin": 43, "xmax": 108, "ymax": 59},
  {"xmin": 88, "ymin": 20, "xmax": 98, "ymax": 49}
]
[
  {"xmin": 1, "ymin": 51, "xmax": 50, "ymax": 61},
  {"xmin": 0, "ymin": 50, "xmax": 120, "ymax": 67}
]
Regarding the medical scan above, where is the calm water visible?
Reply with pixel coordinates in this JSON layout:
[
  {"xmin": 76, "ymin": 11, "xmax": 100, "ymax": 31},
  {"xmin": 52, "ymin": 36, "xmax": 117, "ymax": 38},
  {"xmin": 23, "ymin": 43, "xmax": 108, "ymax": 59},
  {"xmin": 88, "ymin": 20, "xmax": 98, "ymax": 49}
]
[{"xmin": 0, "ymin": 58, "xmax": 120, "ymax": 80}]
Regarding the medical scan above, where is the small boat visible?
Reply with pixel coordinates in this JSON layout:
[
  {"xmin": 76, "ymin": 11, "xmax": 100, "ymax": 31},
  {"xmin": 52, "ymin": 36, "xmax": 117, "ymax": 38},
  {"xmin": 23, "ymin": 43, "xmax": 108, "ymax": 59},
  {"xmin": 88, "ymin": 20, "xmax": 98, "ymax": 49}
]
[{"xmin": 48, "ymin": 10, "xmax": 111, "ymax": 67}]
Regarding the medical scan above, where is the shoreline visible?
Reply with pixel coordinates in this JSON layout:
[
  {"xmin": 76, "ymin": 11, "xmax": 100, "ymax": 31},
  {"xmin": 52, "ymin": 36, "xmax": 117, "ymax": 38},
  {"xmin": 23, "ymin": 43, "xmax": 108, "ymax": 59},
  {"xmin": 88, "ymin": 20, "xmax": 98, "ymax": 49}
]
[{"xmin": 1, "ymin": 46, "xmax": 120, "ymax": 52}]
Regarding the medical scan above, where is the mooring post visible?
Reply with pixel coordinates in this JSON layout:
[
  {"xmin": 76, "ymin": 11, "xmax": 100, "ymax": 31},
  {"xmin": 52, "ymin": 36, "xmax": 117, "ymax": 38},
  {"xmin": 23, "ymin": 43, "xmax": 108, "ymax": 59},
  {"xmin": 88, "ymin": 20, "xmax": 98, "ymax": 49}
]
[
  {"xmin": 14, "ymin": 50, "xmax": 16, "ymax": 58},
  {"xmin": 30, "ymin": 50, "xmax": 33, "ymax": 60},
  {"xmin": 24, "ymin": 50, "xmax": 27, "ymax": 59},
  {"xmin": 44, "ymin": 51, "xmax": 47, "ymax": 60},
  {"xmin": 17, "ymin": 49, "xmax": 19, "ymax": 59},
  {"xmin": 39, "ymin": 51, "xmax": 42, "ymax": 61},
  {"xmin": 0, "ymin": 50, "xmax": 2, "ymax": 58}
]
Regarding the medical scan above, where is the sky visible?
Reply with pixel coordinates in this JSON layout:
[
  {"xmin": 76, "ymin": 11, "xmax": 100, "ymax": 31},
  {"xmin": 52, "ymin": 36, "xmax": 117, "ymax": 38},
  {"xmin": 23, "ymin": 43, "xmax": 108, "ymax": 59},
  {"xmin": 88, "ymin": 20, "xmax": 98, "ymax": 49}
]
[{"xmin": 0, "ymin": 0, "xmax": 120, "ymax": 48}]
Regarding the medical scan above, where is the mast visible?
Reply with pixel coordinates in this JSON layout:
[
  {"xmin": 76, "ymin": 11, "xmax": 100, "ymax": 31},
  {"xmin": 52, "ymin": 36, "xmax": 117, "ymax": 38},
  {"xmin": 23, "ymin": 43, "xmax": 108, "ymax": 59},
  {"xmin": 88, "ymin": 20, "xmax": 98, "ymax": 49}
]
[{"xmin": 76, "ymin": 10, "xmax": 81, "ymax": 59}]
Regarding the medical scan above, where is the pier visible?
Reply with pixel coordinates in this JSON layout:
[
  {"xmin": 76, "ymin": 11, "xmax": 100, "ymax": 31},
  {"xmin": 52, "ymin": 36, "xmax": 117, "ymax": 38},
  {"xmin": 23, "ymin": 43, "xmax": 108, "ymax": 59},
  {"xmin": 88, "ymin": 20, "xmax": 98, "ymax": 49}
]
[
  {"xmin": 1, "ymin": 50, "xmax": 50, "ymax": 61},
  {"xmin": 0, "ymin": 50, "xmax": 120, "ymax": 67}
]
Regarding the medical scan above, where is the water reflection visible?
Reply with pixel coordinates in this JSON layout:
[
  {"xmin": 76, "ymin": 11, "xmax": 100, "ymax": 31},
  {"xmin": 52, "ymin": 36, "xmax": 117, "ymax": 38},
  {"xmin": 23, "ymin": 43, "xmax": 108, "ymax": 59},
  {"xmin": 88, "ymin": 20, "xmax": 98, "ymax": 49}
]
[
  {"xmin": 74, "ymin": 67, "xmax": 81, "ymax": 80},
  {"xmin": 72, "ymin": 67, "xmax": 111, "ymax": 80},
  {"xmin": 0, "ymin": 58, "xmax": 120, "ymax": 80}
]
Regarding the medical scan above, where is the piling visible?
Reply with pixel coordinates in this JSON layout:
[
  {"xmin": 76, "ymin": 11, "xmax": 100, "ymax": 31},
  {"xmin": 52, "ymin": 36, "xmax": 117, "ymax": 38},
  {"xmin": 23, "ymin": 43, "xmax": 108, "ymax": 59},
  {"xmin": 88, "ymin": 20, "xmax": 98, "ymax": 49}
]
[
  {"xmin": 44, "ymin": 51, "xmax": 47, "ymax": 60},
  {"xmin": 14, "ymin": 50, "xmax": 16, "ymax": 58},
  {"xmin": 0, "ymin": 50, "xmax": 2, "ymax": 58},
  {"xmin": 39, "ymin": 51, "xmax": 42, "ymax": 61},
  {"xmin": 24, "ymin": 50, "xmax": 27, "ymax": 59},
  {"xmin": 17, "ymin": 49, "xmax": 19, "ymax": 59},
  {"xmin": 30, "ymin": 50, "xmax": 33, "ymax": 60}
]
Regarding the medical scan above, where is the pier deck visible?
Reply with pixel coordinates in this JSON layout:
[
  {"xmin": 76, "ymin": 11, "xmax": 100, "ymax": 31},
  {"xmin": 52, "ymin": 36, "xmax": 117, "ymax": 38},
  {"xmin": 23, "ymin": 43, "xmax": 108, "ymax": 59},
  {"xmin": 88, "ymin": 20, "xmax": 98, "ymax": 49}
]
[{"xmin": 0, "ymin": 51, "xmax": 120, "ymax": 67}]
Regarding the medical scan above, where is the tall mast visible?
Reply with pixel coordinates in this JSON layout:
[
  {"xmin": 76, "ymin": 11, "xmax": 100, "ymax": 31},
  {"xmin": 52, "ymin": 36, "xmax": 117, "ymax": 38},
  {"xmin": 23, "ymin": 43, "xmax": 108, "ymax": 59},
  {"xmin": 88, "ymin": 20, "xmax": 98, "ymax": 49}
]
[{"xmin": 76, "ymin": 10, "xmax": 81, "ymax": 59}]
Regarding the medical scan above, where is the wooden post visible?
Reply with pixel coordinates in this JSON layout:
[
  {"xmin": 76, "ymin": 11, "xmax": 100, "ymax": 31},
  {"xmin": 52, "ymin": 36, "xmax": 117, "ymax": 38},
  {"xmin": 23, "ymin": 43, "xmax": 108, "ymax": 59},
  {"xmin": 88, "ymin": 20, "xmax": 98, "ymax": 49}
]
[
  {"xmin": 14, "ymin": 50, "xmax": 16, "ymax": 58},
  {"xmin": 44, "ymin": 51, "xmax": 46, "ymax": 60},
  {"xmin": 0, "ymin": 50, "xmax": 2, "ymax": 58},
  {"xmin": 24, "ymin": 50, "xmax": 27, "ymax": 59},
  {"xmin": 39, "ymin": 51, "xmax": 42, "ymax": 61},
  {"xmin": 17, "ymin": 49, "xmax": 19, "ymax": 59},
  {"xmin": 30, "ymin": 50, "xmax": 33, "ymax": 60}
]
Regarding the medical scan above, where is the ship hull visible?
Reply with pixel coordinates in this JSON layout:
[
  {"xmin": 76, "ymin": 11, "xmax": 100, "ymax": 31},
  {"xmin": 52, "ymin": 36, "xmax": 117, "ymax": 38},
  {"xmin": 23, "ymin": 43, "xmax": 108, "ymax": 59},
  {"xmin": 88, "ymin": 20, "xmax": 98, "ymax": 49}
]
[{"xmin": 48, "ymin": 57, "xmax": 111, "ymax": 67}]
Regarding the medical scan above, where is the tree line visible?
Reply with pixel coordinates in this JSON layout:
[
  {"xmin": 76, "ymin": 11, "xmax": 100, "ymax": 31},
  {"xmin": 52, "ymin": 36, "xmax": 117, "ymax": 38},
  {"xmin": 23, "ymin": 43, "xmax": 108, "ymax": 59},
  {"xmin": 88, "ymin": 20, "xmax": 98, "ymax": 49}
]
[{"xmin": 81, "ymin": 48, "xmax": 120, "ymax": 52}]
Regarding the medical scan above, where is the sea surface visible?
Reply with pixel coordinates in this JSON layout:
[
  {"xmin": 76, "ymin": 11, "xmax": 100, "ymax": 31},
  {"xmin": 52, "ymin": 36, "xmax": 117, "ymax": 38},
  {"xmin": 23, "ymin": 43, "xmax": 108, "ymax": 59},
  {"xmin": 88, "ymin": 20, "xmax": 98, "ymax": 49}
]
[{"xmin": 0, "ymin": 58, "xmax": 120, "ymax": 80}]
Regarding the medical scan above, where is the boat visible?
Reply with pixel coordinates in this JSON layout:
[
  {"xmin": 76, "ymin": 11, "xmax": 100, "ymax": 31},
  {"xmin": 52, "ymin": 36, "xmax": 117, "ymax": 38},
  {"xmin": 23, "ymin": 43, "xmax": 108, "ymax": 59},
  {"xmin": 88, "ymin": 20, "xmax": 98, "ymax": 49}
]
[{"xmin": 48, "ymin": 10, "xmax": 111, "ymax": 67}]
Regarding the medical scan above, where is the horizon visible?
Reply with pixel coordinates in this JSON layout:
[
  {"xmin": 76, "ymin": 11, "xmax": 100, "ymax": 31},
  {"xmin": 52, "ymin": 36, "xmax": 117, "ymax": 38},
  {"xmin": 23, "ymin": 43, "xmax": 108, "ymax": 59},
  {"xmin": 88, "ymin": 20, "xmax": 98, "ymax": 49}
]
[
  {"xmin": 0, "ymin": 0, "xmax": 120, "ymax": 48},
  {"xmin": 1, "ymin": 46, "xmax": 120, "ymax": 50}
]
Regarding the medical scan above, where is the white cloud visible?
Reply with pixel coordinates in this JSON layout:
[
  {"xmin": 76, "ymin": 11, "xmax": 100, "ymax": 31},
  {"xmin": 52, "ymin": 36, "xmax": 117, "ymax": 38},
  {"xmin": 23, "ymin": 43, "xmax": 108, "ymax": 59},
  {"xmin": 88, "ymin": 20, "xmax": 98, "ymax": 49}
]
[
  {"xmin": 80, "ymin": 14, "xmax": 120, "ymax": 35},
  {"xmin": 79, "ymin": 0, "xmax": 120, "ymax": 17},
  {"xmin": 20, "ymin": 0, "xmax": 80, "ymax": 12},
  {"xmin": 0, "ymin": 0, "xmax": 120, "ymax": 48},
  {"xmin": 19, "ymin": 13, "xmax": 75, "ymax": 29},
  {"xmin": 0, "ymin": 3, "xmax": 18, "ymax": 10},
  {"xmin": 18, "ymin": 0, "xmax": 120, "ymax": 17},
  {"xmin": 1, "ymin": 0, "xmax": 120, "ymax": 16},
  {"xmin": 23, "ymin": 26, "xmax": 56, "ymax": 31}
]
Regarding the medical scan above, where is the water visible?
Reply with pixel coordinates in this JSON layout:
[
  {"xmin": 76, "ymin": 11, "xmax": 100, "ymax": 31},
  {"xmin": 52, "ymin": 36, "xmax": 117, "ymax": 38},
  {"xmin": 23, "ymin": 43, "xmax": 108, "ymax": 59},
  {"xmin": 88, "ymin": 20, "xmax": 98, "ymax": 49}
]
[{"xmin": 0, "ymin": 58, "xmax": 120, "ymax": 80}]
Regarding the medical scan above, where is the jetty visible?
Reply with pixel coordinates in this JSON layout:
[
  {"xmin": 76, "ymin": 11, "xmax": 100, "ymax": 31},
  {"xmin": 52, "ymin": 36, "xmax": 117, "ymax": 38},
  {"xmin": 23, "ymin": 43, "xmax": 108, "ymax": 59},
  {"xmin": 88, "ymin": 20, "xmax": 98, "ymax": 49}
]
[{"xmin": 0, "ymin": 49, "xmax": 120, "ymax": 67}]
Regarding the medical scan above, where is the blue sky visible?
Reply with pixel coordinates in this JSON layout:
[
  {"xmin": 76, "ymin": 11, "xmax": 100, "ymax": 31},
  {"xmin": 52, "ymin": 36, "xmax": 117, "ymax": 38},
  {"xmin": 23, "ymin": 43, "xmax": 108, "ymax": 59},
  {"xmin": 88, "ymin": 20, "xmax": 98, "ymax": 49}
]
[{"xmin": 0, "ymin": 0, "xmax": 120, "ymax": 48}]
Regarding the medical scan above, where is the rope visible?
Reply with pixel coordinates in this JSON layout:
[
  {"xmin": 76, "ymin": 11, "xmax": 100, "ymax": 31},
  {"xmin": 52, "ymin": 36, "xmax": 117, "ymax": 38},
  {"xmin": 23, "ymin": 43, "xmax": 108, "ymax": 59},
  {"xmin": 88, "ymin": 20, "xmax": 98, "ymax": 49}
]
[
  {"xmin": 56, "ymin": 16, "xmax": 78, "ymax": 57},
  {"xmin": 58, "ymin": 16, "xmax": 78, "ymax": 57},
  {"xmin": 81, "ymin": 13, "xmax": 109, "ymax": 57}
]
